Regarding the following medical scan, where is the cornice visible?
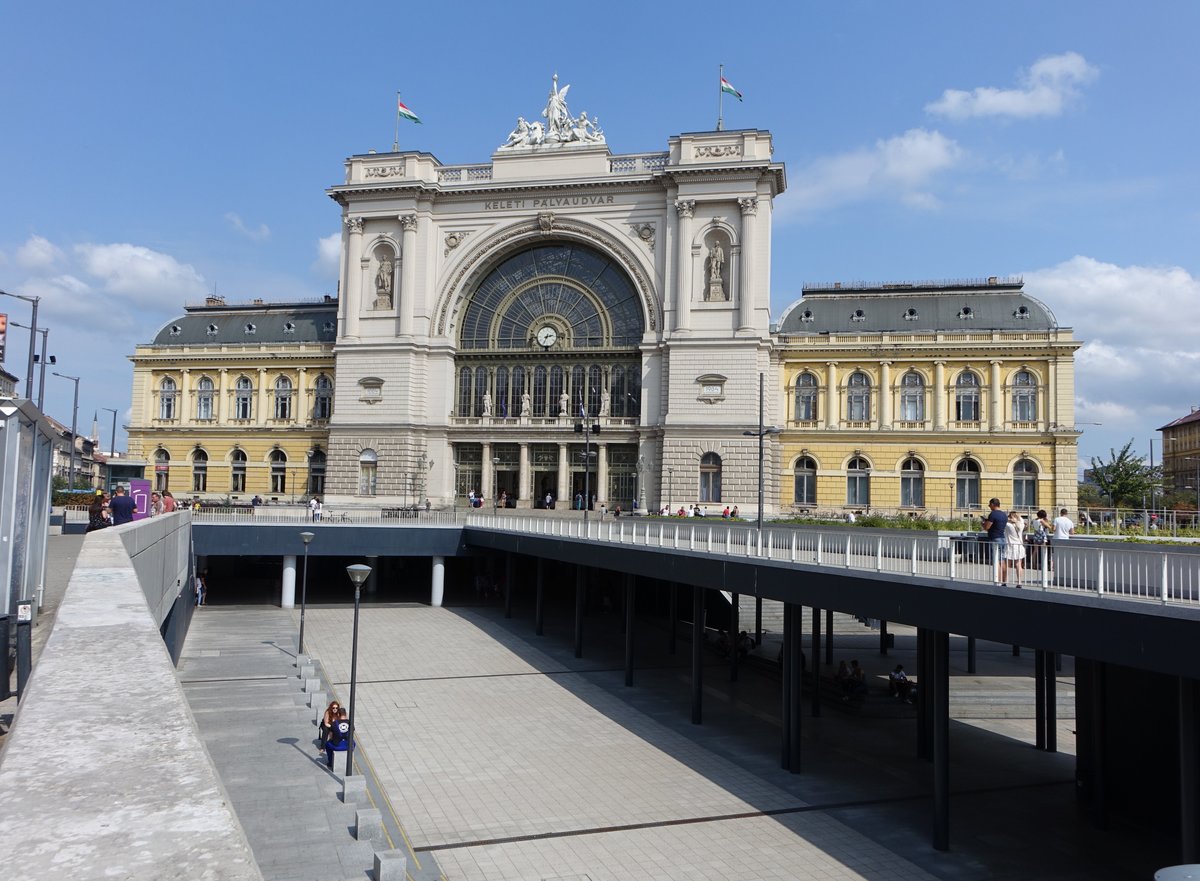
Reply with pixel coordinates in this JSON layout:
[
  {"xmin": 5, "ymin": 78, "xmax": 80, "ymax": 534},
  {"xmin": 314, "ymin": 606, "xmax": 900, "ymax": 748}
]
[{"xmin": 329, "ymin": 175, "xmax": 667, "ymax": 205}]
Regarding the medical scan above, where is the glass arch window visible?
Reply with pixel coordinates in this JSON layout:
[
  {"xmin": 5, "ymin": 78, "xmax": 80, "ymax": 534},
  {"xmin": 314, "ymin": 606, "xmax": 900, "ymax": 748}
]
[
  {"xmin": 1012, "ymin": 370, "xmax": 1038, "ymax": 422},
  {"xmin": 899, "ymin": 372, "xmax": 925, "ymax": 422},
  {"xmin": 956, "ymin": 459, "xmax": 981, "ymax": 509},
  {"xmin": 313, "ymin": 374, "xmax": 333, "ymax": 420},
  {"xmin": 192, "ymin": 449, "xmax": 208, "ymax": 493},
  {"xmin": 1013, "ymin": 458, "xmax": 1038, "ymax": 509},
  {"xmin": 955, "ymin": 371, "xmax": 980, "ymax": 422},
  {"xmin": 459, "ymin": 243, "xmax": 645, "ymax": 350},
  {"xmin": 154, "ymin": 449, "xmax": 170, "ymax": 492},
  {"xmin": 274, "ymin": 376, "xmax": 293, "ymax": 420},
  {"xmin": 308, "ymin": 449, "xmax": 326, "ymax": 496},
  {"xmin": 196, "ymin": 377, "xmax": 214, "ymax": 421},
  {"xmin": 699, "ymin": 453, "xmax": 722, "ymax": 503},
  {"xmin": 794, "ymin": 373, "xmax": 819, "ymax": 421},
  {"xmin": 900, "ymin": 457, "xmax": 924, "ymax": 508},
  {"xmin": 794, "ymin": 456, "xmax": 817, "ymax": 506},
  {"xmin": 532, "ymin": 366, "xmax": 548, "ymax": 416},
  {"xmin": 230, "ymin": 448, "xmax": 247, "ymax": 493},
  {"xmin": 495, "ymin": 367, "xmax": 510, "ymax": 418},
  {"xmin": 847, "ymin": 372, "xmax": 871, "ymax": 422},
  {"xmin": 159, "ymin": 377, "xmax": 177, "ymax": 420},
  {"xmin": 359, "ymin": 449, "xmax": 378, "ymax": 496},
  {"xmin": 847, "ymin": 456, "xmax": 871, "ymax": 507},
  {"xmin": 269, "ymin": 449, "xmax": 287, "ymax": 494},
  {"xmin": 457, "ymin": 368, "xmax": 473, "ymax": 417},
  {"xmin": 234, "ymin": 376, "xmax": 253, "ymax": 420}
]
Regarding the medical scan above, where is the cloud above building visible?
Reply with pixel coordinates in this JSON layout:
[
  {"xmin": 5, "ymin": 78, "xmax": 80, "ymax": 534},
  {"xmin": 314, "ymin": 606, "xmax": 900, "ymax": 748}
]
[
  {"xmin": 224, "ymin": 212, "xmax": 271, "ymax": 242},
  {"xmin": 926, "ymin": 52, "xmax": 1099, "ymax": 120}
]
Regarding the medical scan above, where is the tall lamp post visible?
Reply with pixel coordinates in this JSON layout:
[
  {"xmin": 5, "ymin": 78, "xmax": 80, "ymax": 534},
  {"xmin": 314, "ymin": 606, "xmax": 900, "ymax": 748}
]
[
  {"xmin": 52, "ymin": 372, "xmax": 81, "ymax": 489},
  {"xmin": 297, "ymin": 531, "xmax": 315, "ymax": 656},
  {"xmin": 344, "ymin": 563, "xmax": 372, "ymax": 777},
  {"xmin": 0, "ymin": 289, "xmax": 40, "ymax": 402},
  {"xmin": 575, "ymin": 409, "xmax": 600, "ymax": 521},
  {"xmin": 9, "ymin": 320, "xmax": 50, "ymax": 409},
  {"xmin": 492, "ymin": 456, "xmax": 501, "ymax": 514},
  {"xmin": 667, "ymin": 467, "xmax": 674, "ymax": 515},
  {"xmin": 742, "ymin": 372, "xmax": 782, "ymax": 532}
]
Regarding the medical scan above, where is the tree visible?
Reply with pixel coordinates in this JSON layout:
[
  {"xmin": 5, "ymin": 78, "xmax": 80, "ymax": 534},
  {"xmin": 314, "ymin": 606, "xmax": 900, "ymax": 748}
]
[{"xmin": 1089, "ymin": 440, "xmax": 1160, "ymax": 507}]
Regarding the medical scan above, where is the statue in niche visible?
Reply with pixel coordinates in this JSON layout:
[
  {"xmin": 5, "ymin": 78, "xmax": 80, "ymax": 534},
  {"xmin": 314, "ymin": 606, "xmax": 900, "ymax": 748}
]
[
  {"xmin": 705, "ymin": 241, "xmax": 727, "ymax": 301},
  {"xmin": 374, "ymin": 255, "xmax": 394, "ymax": 309},
  {"xmin": 482, "ymin": 393, "xmax": 492, "ymax": 417},
  {"xmin": 520, "ymin": 391, "xmax": 531, "ymax": 416},
  {"xmin": 559, "ymin": 391, "xmax": 570, "ymax": 416},
  {"xmin": 599, "ymin": 389, "xmax": 610, "ymax": 417}
]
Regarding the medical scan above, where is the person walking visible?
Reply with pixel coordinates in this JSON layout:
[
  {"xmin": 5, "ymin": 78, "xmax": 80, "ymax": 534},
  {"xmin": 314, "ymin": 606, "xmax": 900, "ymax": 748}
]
[
  {"xmin": 981, "ymin": 498, "xmax": 1010, "ymax": 585},
  {"xmin": 1004, "ymin": 511, "xmax": 1026, "ymax": 586}
]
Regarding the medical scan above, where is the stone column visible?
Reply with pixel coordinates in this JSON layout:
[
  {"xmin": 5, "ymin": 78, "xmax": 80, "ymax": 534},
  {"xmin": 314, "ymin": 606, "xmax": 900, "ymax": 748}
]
[
  {"xmin": 597, "ymin": 443, "xmax": 609, "ymax": 506},
  {"xmin": 825, "ymin": 362, "xmax": 839, "ymax": 429},
  {"xmin": 1047, "ymin": 359, "xmax": 1057, "ymax": 428},
  {"xmin": 738, "ymin": 197, "xmax": 757, "ymax": 332},
  {"xmin": 297, "ymin": 367, "xmax": 307, "ymax": 423},
  {"xmin": 399, "ymin": 214, "xmax": 418, "ymax": 337},
  {"xmin": 281, "ymin": 555, "xmax": 297, "ymax": 609},
  {"xmin": 431, "ymin": 555, "xmax": 445, "ymax": 607},
  {"xmin": 217, "ymin": 368, "xmax": 228, "ymax": 422},
  {"xmin": 557, "ymin": 443, "xmax": 569, "ymax": 505},
  {"xmin": 989, "ymin": 360, "xmax": 1003, "ymax": 431},
  {"xmin": 934, "ymin": 361, "xmax": 947, "ymax": 430},
  {"xmin": 674, "ymin": 200, "xmax": 695, "ymax": 334},
  {"xmin": 180, "ymin": 369, "xmax": 191, "ymax": 425},
  {"xmin": 518, "ymin": 442, "xmax": 530, "ymax": 503},
  {"xmin": 257, "ymin": 368, "xmax": 268, "ymax": 425},
  {"xmin": 481, "ymin": 442, "xmax": 493, "ymax": 504},
  {"xmin": 879, "ymin": 361, "xmax": 892, "ymax": 429},
  {"xmin": 344, "ymin": 217, "xmax": 364, "ymax": 339}
]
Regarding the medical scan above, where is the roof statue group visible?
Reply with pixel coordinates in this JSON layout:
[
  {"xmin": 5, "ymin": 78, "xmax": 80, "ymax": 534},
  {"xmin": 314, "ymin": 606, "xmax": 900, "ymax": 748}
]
[{"xmin": 501, "ymin": 75, "xmax": 606, "ymax": 150}]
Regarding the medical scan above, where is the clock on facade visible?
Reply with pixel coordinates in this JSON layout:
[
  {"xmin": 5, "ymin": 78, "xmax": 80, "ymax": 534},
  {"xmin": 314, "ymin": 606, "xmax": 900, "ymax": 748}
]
[{"xmin": 536, "ymin": 325, "xmax": 558, "ymax": 348}]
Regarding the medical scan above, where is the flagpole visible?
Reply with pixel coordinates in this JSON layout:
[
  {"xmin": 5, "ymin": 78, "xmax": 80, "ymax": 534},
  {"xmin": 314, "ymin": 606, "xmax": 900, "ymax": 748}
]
[
  {"xmin": 717, "ymin": 64, "xmax": 725, "ymax": 131},
  {"xmin": 392, "ymin": 91, "xmax": 401, "ymax": 152}
]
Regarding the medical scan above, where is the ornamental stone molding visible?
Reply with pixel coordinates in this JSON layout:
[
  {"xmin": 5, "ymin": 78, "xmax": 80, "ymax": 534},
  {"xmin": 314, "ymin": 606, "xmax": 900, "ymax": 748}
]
[
  {"xmin": 537, "ymin": 212, "xmax": 556, "ymax": 234},
  {"xmin": 694, "ymin": 144, "xmax": 741, "ymax": 159},
  {"xmin": 443, "ymin": 230, "xmax": 470, "ymax": 256},
  {"xmin": 345, "ymin": 216, "xmax": 364, "ymax": 234},
  {"xmin": 675, "ymin": 200, "xmax": 695, "ymax": 219},
  {"xmin": 399, "ymin": 214, "xmax": 418, "ymax": 232},
  {"xmin": 629, "ymin": 222, "xmax": 655, "ymax": 252},
  {"xmin": 364, "ymin": 165, "xmax": 404, "ymax": 178},
  {"xmin": 738, "ymin": 197, "xmax": 758, "ymax": 215}
]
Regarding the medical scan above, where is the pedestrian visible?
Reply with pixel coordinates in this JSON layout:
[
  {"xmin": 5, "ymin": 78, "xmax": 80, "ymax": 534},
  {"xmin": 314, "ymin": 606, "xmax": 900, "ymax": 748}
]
[
  {"xmin": 1052, "ymin": 508, "xmax": 1075, "ymax": 541},
  {"xmin": 161, "ymin": 490, "xmax": 177, "ymax": 513},
  {"xmin": 309, "ymin": 496, "xmax": 322, "ymax": 522},
  {"xmin": 150, "ymin": 491, "xmax": 165, "ymax": 516},
  {"xmin": 85, "ymin": 495, "xmax": 111, "ymax": 533},
  {"xmin": 981, "ymin": 498, "xmax": 1009, "ymax": 585},
  {"xmin": 730, "ymin": 506, "xmax": 739, "ymax": 519},
  {"xmin": 324, "ymin": 708, "xmax": 351, "ymax": 769},
  {"xmin": 318, "ymin": 700, "xmax": 341, "ymax": 748},
  {"xmin": 194, "ymin": 571, "xmax": 207, "ymax": 606},
  {"xmin": 1004, "ymin": 511, "xmax": 1026, "ymax": 586},
  {"xmin": 109, "ymin": 485, "xmax": 136, "ymax": 525}
]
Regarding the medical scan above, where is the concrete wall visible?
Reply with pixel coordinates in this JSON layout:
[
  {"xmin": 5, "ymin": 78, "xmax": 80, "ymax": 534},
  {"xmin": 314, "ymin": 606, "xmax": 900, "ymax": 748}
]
[
  {"xmin": 0, "ymin": 519, "xmax": 262, "ymax": 880},
  {"xmin": 118, "ymin": 509, "xmax": 193, "ymax": 630}
]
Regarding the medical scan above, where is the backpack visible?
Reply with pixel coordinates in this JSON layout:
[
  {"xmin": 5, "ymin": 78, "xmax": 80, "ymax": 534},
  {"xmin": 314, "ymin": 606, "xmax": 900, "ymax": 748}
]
[{"xmin": 328, "ymin": 719, "xmax": 350, "ymax": 746}]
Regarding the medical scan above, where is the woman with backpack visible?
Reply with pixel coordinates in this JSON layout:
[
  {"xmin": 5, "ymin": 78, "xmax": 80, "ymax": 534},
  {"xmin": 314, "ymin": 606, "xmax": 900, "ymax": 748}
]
[{"xmin": 324, "ymin": 708, "xmax": 351, "ymax": 770}]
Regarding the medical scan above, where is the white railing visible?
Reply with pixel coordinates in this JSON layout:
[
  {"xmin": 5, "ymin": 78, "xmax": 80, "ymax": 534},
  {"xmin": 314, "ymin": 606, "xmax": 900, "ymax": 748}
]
[{"xmin": 193, "ymin": 508, "xmax": 459, "ymax": 527}]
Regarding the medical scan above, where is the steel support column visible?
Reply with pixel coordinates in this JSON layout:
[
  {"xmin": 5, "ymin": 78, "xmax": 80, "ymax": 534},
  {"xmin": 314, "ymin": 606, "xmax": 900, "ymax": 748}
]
[
  {"xmin": 811, "ymin": 606, "xmax": 822, "ymax": 717},
  {"xmin": 691, "ymin": 586, "xmax": 704, "ymax": 725},
  {"xmin": 917, "ymin": 628, "xmax": 930, "ymax": 760},
  {"xmin": 1035, "ymin": 649, "xmax": 1047, "ymax": 750},
  {"xmin": 932, "ymin": 629, "xmax": 950, "ymax": 852},
  {"xmin": 755, "ymin": 596, "xmax": 763, "ymax": 646},
  {"xmin": 879, "ymin": 620, "xmax": 889, "ymax": 655},
  {"xmin": 574, "ymin": 567, "xmax": 585, "ymax": 659},
  {"xmin": 535, "ymin": 558, "xmax": 544, "ymax": 636},
  {"xmin": 504, "ymin": 552, "xmax": 514, "ymax": 619},
  {"xmin": 1045, "ymin": 650, "xmax": 1057, "ymax": 753},
  {"xmin": 668, "ymin": 582, "xmax": 678, "ymax": 655},
  {"xmin": 966, "ymin": 636, "xmax": 976, "ymax": 674},
  {"xmin": 824, "ymin": 608, "xmax": 833, "ymax": 665},
  {"xmin": 624, "ymin": 574, "xmax": 635, "ymax": 687},
  {"xmin": 782, "ymin": 602, "xmax": 802, "ymax": 772},
  {"xmin": 729, "ymin": 592, "xmax": 739, "ymax": 682},
  {"xmin": 1180, "ymin": 677, "xmax": 1200, "ymax": 862}
]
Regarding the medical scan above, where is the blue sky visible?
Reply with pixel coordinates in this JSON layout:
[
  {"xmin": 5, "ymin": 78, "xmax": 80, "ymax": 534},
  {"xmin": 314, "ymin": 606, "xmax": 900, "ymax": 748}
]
[{"xmin": 2, "ymin": 1, "xmax": 1197, "ymax": 467}]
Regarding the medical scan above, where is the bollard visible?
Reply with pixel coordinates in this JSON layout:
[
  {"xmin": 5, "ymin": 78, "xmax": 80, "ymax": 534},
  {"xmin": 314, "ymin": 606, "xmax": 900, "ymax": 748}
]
[
  {"xmin": 303, "ymin": 677, "xmax": 321, "ymax": 693},
  {"xmin": 374, "ymin": 850, "xmax": 408, "ymax": 881},
  {"xmin": 310, "ymin": 692, "xmax": 327, "ymax": 722},
  {"xmin": 355, "ymin": 808, "xmax": 383, "ymax": 842},
  {"xmin": 328, "ymin": 748, "xmax": 351, "ymax": 777},
  {"xmin": 299, "ymin": 663, "xmax": 316, "ymax": 680},
  {"xmin": 341, "ymin": 775, "xmax": 368, "ymax": 805},
  {"xmin": 294, "ymin": 653, "xmax": 309, "ymax": 669}
]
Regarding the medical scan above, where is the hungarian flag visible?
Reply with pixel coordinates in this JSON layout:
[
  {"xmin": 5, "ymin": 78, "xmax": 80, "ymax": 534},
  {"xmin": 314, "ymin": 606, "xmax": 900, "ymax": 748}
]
[
  {"xmin": 397, "ymin": 98, "xmax": 422, "ymax": 124},
  {"xmin": 720, "ymin": 76, "xmax": 743, "ymax": 101}
]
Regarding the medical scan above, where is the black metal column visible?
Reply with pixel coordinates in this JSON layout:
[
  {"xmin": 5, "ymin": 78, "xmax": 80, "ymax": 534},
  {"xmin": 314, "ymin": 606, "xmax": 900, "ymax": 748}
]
[
  {"xmin": 1035, "ymin": 649, "xmax": 1047, "ymax": 750},
  {"xmin": 503, "ymin": 552, "xmax": 514, "ymax": 619},
  {"xmin": 966, "ymin": 636, "xmax": 976, "ymax": 674},
  {"xmin": 781, "ymin": 601, "xmax": 791, "ymax": 769},
  {"xmin": 932, "ymin": 629, "xmax": 950, "ymax": 852},
  {"xmin": 729, "ymin": 592, "xmax": 740, "ymax": 682},
  {"xmin": 824, "ymin": 608, "xmax": 833, "ymax": 665},
  {"xmin": 668, "ymin": 582, "xmax": 678, "ymax": 655},
  {"xmin": 535, "ymin": 558, "xmax": 544, "ymax": 636},
  {"xmin": 755, "ymin": 596, "xmax": 763, "ymax": 647},
  {"xmin": 691, "ymin": 586, "xmax": 704, "ymax": 725},
  {"xmin": 624, "ymin": 574, "xmax": 635, "ymax": 687},
  {"xmin": 782, "ymin": 602, "xmax": 802, "ymax": 772},
  {"xmin": 1180, "ymin": 677, "xmax": 1200, "ymax": 862},
  {"xmin": 879, "ymin": 620, "xmax": 889, "ymax": 655},
  {"xmin": 1045, "ymin": 650, "xmax": 1057, "ymax": 753},
  {"xmin": 574, "ymin": 567, "xmax": 585, "ymax": 659},
  {"xmin": 811, "ymin": 606, "xmax": 822, "ymax": 717},
  {"xmin": 917, "ymin": 627, "xmax": 930, "ymax": 760}
]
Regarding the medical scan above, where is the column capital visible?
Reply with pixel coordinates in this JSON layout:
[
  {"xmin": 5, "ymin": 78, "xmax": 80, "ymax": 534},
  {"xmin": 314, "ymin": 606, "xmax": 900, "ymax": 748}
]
[
  {"xmin": 675, "ymin": 199, "xmax": 695, "ymax": 219},
  {"xmin": 399, "ymin": 214, "xmax": 418, "ymax": 232},
  {"xmin": 345, "ymin": 216, "xmax": 364, "ymax": 234},
  {"xmin": 738, "ymin": 196, "xmax": 758, "ymax": 215}
]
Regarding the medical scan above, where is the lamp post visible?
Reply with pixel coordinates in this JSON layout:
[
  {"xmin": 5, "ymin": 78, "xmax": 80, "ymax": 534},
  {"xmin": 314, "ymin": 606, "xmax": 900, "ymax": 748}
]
[
  {"xmin": 52, "ymin": 372, "xmax": 80, "ymax": 489},
  {"xmin": 742, "ymin": 372, "xmax": 782, "ymax": 532},
  {"xmin": 667, "ymin": 467, "xmax": 674, "ymax": 515},
  {"xmin": 9, "ymin": 320, "xmax": 50, "ymax": 409},
  {"xmin": 297, "ymin": 532, "xmax": 315, "ymax": 656},
  {"xmin": 0, "ymin": 289, "xmax": 40, "ymax": 402},
  {"xmin": 344, "ymin": 563, "xmax": 372, "ymax": 777},
  {"xmin": 493, "ymin": 456, "xmax": 501, "ymax": 514},
  {"xmin": 574, "ymin": 408, "xmax": 599, "ymax": 521}
]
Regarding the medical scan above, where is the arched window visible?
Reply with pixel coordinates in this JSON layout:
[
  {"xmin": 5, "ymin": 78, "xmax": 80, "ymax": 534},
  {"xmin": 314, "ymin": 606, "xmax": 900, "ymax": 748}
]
[
  {"xmin": 1012, "ymin": 370, "xmax": 1038, "ymax": 422},
  {"xmin": 230, "ymin": 448, "xmax": 247, "ymax": 493},
  {"xmin": 846, "ymin": 456, "xmax": 871, "ymax": 507},
  {"xmin": 549, "ymin": 366, "xmax": 565, "ymax": 414},
  {"xmin": 847, "ymin": 372, "xmax": 871, "ymax": 422},
  {"xmin": 192, "ymin": 449, "xmax": 208, "ymax": 493},
  {"xmin": 955, "ymin": 371, "xmax": 980, "ymax": 422},
  {"xmin": 495, "ymin": 367, "xmax": 510, "ymax": 418},
  {"xmin": 900, "ymin": 457, "xmax": 924, "ymax": 508},
  {"xmin": 571, "ymin": 365, "xmax": 586, "ymax": 414},
  {"xmin": 274, "ymin": 376, "xmax": 293, "ymax": 421},
  {"xmin": 626, "ymin": 368, "xmax": 641, "ymax": 418},
  {"xmin": 313, "ymin": 374, "xmax": 333, "ymax": 421},
  {"xmin": 1013, "ymin": 458, "xmax": 1038, "ymax": 509},
  {"xmin": 154, "ymin": 448, "xmax": 170, "ymax": 492},
  {"xmin": 533, "ymin": 366, "xmax": 548, "ymax": 416},
  {"xmin": 234, "ymin": 376, "xmax": 253, "ymax": 420},
  {"xmin": 587, "ymin": 365, "xmax": 602, "ymax": 416},
  {"xmin": 269, "ymin": 449, "xmax": 287, "ymax": 494},
  {"xmin": 610, "ymin": 366, "xmax": 627, "ymax": 417},
  {"xmin": 899, "ymin": 372, "xmax": 925, "ymax": 422},
  {"xmin": 474, "ymin": 366, "xmax": 489, "ymax": 417},
  {"xmin": 308, "ymin": 449, "xmax": 326, "ymax": 496},
  {"xmin": 359, "ymin": 449, "xmax": 378, "ymax": 496},
  {"xmin": 457, "ymin": 367, "xmax": 472, "ymax": 417},
  {"xmin": 794, "ymin": 373, "xmax": 819, "ymax": 422},
  {"xmin": 158, "ymin": 377, "xmax": 177, "ymax": 420},
  {"xmin": 794, "ymin": 456, "xmax": 817, "ymax": 506},
  {"xmin": 196, "ymin": 377, "xmax": 214, "ymax": 421},
  {"xmin": 699, "ymin": 453, "xmax": 722, "ymax": 503},
  {"xmin": 511, "ymin": 366, "xmax": 526, "ymax": 417},
  {"xmin": 956, "ymin": 459, "xmax": 981, "ymax": 509}
]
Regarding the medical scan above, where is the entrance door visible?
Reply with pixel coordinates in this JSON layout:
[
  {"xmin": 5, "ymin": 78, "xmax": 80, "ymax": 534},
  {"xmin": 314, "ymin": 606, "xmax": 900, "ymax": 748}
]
[
  {"xmin": 534, "ymin": 471, "xmax": 558, "ymax": 508},
  {"xmin": 571, "ymin": 472, "xmax": 597, "ymax": 510}
]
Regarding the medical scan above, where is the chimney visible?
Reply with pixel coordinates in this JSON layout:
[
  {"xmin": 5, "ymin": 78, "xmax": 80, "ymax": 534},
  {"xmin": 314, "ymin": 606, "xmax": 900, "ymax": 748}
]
[
  {"xmin": 987, "ymin": 276, "xmax": 998, "ymax": 285},
  {"xmin": 205, "ymin": 295, "xmax": 225, "ymax": 307}
]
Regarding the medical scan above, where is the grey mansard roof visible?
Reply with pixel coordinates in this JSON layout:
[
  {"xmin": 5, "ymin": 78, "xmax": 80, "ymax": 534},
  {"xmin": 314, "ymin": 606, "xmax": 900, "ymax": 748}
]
[
  {"xmin": 150, "ymin": 299, "xmax": 338, "ymax": 346},
  {"xmin": 775, "ymin": 279, "xmax": 1059, "ymax": 335}
]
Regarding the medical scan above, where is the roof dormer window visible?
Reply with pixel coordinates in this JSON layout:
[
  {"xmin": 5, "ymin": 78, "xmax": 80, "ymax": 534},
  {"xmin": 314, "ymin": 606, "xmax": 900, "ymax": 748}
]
[
  {"xmin": 283, "ymin": 321, "xmax": 296, "ymax": 334},
  {"xmin": 206, "ymin": 324, "xmax": 219, "ymax": 336},
  {"xmin": 169, "ymin": 324, "xmax": 182, "ymax": 336},
  {"xmin": 245, "ymin": 323, "xmax": 257, "ymax": 335}
]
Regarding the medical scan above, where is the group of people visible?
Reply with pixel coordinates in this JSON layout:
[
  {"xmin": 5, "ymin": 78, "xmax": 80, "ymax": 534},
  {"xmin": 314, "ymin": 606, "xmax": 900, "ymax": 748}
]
[
  {"xmin": 84, "ymin": 485, "xmax": 137, "ymax": 532},
  {"xmin": 981, "ymin": 499, "xmax": 1076, "ymax": 586},
  {"xmin": 658, "ymin": 504, "xmax": 740, "ymax": 518},
  {"xmin": 318, "ymin": 700, "xmax": 352, "ymax": 769}
]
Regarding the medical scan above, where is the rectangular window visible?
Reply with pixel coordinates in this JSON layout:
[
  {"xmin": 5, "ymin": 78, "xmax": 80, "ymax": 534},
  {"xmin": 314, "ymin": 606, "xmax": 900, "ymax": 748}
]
[
  {"xmin": 847, "ymin": 475, "xmax": 870, "ymax": 507},
  {"xmin": 275, "ymin": 392, "xmax": 292, "ymax": 420},
  {"xmin": 794, "ymin": 473, "xmax": 816, "ymax": 506},
  {"xmin": 231, "ymin": 467, "xmax": 246, "ymax": 493},
  {"xmin": 235, "ymin": 394, "xmax": 252, "ymax": 420},
  {"xmin": 900, "ymin": 476, "xmax": 924, "ymax": 507},
  {"xmin": 196, "ymin": 394, "xmax": 213, "ymax": 421}
]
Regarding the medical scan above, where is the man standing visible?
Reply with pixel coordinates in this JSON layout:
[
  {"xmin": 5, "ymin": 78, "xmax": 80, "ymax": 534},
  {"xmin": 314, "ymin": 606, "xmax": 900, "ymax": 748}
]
[
  {"xmin": 981, "ymin": 498, "xmax": 1009, "ymax": 584},
  {"xmin": 1052, "ymin": 508, "xmax": 1075, "ymax": 541},
  {"xmin": 109, "ymin": 486, "xmax": 136, "ymax": 525},
  {"xmin": 309, "ymin": 496, "xmax": 322, "ymax": 522}
]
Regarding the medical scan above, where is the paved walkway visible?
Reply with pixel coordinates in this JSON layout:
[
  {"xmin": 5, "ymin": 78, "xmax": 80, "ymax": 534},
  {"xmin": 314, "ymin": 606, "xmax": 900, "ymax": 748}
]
[{"xmin": 177, "ymin": 591, "xmax": 1174, "ymax": 881}]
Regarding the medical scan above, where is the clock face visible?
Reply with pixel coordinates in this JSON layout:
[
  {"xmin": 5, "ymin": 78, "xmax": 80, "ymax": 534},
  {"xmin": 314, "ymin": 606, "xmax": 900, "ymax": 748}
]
[{"xmin": 536, "ymin": 325, "xmax": 558, "ymax": 348}]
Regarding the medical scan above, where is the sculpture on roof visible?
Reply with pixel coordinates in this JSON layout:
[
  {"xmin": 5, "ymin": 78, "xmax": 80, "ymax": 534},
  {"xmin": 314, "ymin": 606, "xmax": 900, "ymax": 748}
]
[{"xmin": 499, "ymin": 75, "xmax": 605, "ymax": 150}]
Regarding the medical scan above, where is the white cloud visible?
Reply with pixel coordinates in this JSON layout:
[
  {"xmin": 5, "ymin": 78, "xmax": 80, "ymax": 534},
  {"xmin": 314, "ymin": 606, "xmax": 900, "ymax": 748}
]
[
  {"xmin": 74, "ymin": 242, "xmax": 207, "ymax": 307},
  {"xmin": 926, "ymin": 52, "xmax": 1098, "ymax": 120},
  {"xmin": 15, "ymin": 234, "xmax": 65, "ymax": 270},
  {"xmin": 313, "ymin": 232, "xmax": 341, "ymax": 276},
  {"xmin": 783, "ymin": 128, "xmax": 962, "ymax": 216},
  {"xmin": 224, "ymin": 212, "xmax": 271, "ymax": 242}
]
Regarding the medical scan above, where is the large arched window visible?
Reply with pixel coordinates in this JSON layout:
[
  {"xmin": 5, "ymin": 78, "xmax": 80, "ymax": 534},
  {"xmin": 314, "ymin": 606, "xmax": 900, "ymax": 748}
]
[
  {"xmin": 846, "ymin": 456, "xmax": 871, "ymax": 507},
  {"xmin": 533, "ymin": 366, "xmax": 548, "ymax": 416},
  {"xmin": 457, "ymin": 367, "xmax": 473, "ymax": 417},
  {"xmin": 1013, "ymin": 458, "xmax": 1038, "ymax": 509},
  {"xmin": 794, "ymin": 373, "xmax": 819, "ymax": 422},
  {"xmin": 359, "ymin": 449, "xmax": 378, "ymax": 496},
  {"xmin": 230, "ymin": 448, "xmax": 247, "ymax": 493},
  {"xmin": 269, "ymin": 449, "xmax": 287, "ymax": 494},
  {"xmin": 699, "ymin": 453, "xmax": 722, "ymax": 503},
  {"xmin": 474, "ymin": 366, "xmax": 489, "ymax": 417},
  {"xmin": 956, "ymin": 459, "xmax": 981, "ymax": 509},
  {"xmin": 313, "ymin": 374, "xmax": 333, "ymax": 421},
  {"xmin": 196, "ymin": 377, "xmax": 214, "ymax": 421},
  {"xmin": 955, "ymin": 371, "xmax": 980, "ymax": 422},
  {"xmin": 549, "ymin": 366, "xmax": 565, "ymax": 414},
  {"xmin": 900, "ymin": 457, "xmax": 924, "ymax": 508},
  {"xmin": 158, "ymin": 377, "xmax": 177, "ymax": 420},
  {"xmin": 192, "ymin": 449, "xmax": 208, "ymax": 493},
  {"xmin": 308, "ymin": 449, "xmax": 326, "ymax": 496},
  {"xmin": 154, "ymin": 449, "xmax": 170, "ymax": 492},
  {"xmin": 495, "ymin": 366, "xmax": 510, "ymax": 418},
  {"xmin": 899, "ymin": 372, "xmax": 925, "ymax": 422},
  {"xmin": 512, "ymin": 366, "xmax": 526, "ymax": 416},
  {"xmin": 273, "ymin": 376, "xmax": 293, "ymax": 421},
  {"xmin": 847, "ymin": 372, "xmax": 871, "ymax": 422},
  {"xmin": 1012, "ymin": 370, "xmax": 1038, "ymax": 422},
  {"xmin": 234, "ymin": 376, "xmax": 253, "ymax": 420},
  {"xmin": 794, "ymin": 456, "xmax": 817, "ymax": 506}
]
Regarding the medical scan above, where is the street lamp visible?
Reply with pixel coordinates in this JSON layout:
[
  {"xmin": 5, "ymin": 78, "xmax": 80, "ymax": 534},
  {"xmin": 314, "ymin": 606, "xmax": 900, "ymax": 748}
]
[
  {"xmin": 9, "ymin": 320, "xmax": 50, "ymax": 409},
  {"xmin": 493, "ymin": 456, "xmax": 501, "ymax": 514},
  {"xmin": 742, "ymin": 372, "xmax": 782, "ymax": 532},
  {"xmin": 297, "ymin": 532, "xmax": 315, "ymax": 656},
  {"xmin": 344, "ymin": 563, "xmax": 372, "ymax": 777},
  {"xmin": 52, "ymin": 372, "xmax": 80, "ymax": 489},
  {"xmin": 667, "ymin": 467, "xmax": 674, "ymax": 515},
  {"xmin": 574, "ymin": 406, "xmax": 600, "ymax": 521},
  {"xmin": 0, "ymin": 289, "xmax": 40, "ymax": 402}
]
